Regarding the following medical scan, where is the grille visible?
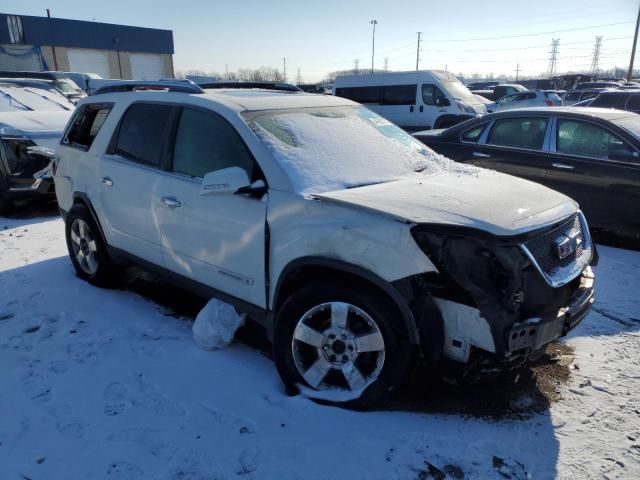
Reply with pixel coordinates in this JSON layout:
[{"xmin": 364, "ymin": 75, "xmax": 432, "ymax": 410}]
[{"xmin": 522, "ymin": 213, "xmax": 590, "ymax": 287}]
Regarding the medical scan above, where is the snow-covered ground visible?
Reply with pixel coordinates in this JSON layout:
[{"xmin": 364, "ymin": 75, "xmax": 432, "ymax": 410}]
[{"xmin": 0, "ymin": 214, "xmax": 639, "ymax": 480}]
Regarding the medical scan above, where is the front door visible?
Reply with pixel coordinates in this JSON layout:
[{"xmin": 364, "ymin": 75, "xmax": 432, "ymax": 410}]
[
  {"xmin": 545, "ymin": 117, "xmax": 640, "ymax": 232},
  {"xmin": 155, "ymin": 106, "xmax": 267, "ymax": 307},
  {"xmin": 420, "ymin": 83, "xmax": 452, "ymax": 129}
]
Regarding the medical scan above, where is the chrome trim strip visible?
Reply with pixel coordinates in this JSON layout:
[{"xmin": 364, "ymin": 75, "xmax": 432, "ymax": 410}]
[{"xmin": 519, "ymin": 211, "xmax": 592, "ymax": 288}]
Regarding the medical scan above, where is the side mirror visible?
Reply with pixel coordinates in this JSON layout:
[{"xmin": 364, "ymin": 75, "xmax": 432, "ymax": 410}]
[
  {"xmin": 200, "ymin": 167, "xmax": 250, "ymax": 195},
  {"xmin": 609, "ymin": 148, "xmax": 640, "ymax": 163},
  {"xmin": 436, "ymin": 97, "xmax": 450, "ymax": 107}
]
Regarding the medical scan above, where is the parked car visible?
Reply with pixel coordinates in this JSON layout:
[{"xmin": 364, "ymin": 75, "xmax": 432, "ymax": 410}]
[
  {"xmin": 562, "ymin": 88, "xmax": 615, "ymax": 106},
  {"xmin": 413, "ymin": 107, "xmax": 640, "ymax": 237},
  {"xmin": 63, "ymin": 72, "xmax": 103, "ymax": 93},
  {"xmin": 466, "ymin": 80, "xmax": 499, "ymax": 90},
  {"xmin": 487, "ymin": 90, "xmax": 562, "ymax": 112},
  {"xmin": 491, "ymin": 84, "xmax": 528, "ymax": 101},
  {"xmin": 0, "ymin": 71, "xmax": 87, "ymax": 102},
  {"xmin": 575, "ymin": 81, "xmax": 621, "ymax": 90},
  {"xmin": 0, "ymin": 78, "xmax": 76, "ymax": 108},
  {"xmin": 589, "ymin": 90, "xmax": 640, "ymax": 114},
  {"xmin": 0, "ymin": 82, "xmax": 72, "ymax": 213},
  {"xmin": 333, "ymin": 70, "xmax": 486, "ymax": 131},
  {"xmin": 53, "ymin": 81, "xmax": 596, "ymax": 407}
]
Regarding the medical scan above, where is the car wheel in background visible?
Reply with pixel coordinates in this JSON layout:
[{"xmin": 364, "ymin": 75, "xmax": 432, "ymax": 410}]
[
  {"xmin": 65, "ymin": 204, "xmax": 121, "ymax": 287},
  {"xmin": 273, "ymin": 280, "xmax": 415, "ymax": 409}
]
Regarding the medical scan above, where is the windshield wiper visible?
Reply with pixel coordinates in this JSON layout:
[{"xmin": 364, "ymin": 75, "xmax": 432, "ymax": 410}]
[
  {"xmin": 24, "ymin": 88, "xmax": 71, "ymax": 110},
  {"xmin": 0, "ymin": 88, "xmax": 33, "ymax": 111}
]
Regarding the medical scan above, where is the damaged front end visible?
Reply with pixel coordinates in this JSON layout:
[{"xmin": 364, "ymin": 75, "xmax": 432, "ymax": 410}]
[
  {"xmin": 401, "ymin": 212, "xmax": 595, "ymax": 378},
  {"xmin": 0, "ymin": 134, "xmax": 56, "ymax": 206}
]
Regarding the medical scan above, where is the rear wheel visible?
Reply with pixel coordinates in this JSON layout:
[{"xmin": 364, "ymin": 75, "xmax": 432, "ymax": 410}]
[
  {"xmin": 273, "ymin": 280, "xmax": 414, "ymax": 409},
  {"xmin": 65, "ymin": 204, "xmax": 121, "ymax": 287}
]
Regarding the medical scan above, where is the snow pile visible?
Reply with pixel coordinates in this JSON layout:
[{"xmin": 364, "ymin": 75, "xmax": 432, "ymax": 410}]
[
  {"xmin": 248, "ymin": 106, "xmax": 480, "ymax": 195},
  {"xmin": 192, "ymin": 298, "xmax": 245, "ymax": 350}
]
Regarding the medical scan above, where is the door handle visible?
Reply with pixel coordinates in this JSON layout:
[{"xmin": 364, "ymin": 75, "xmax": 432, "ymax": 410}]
[
  {"xmin": 419, "ymin": 105, "xmax": 424, "ymax": 112},
  {"xmin": 161, "ymin": 196, "xmax": 181, "ymax": 208},
  {"xmin": 101, "ymin": 177, "xmax": 113, "ymax": 187},
  {"xmin": 410, "ymin": 105, "xmax": 414, "ymax": 112},
  {"xmin": 552, "ymin": 163, "xmax": 575, "ymax": 170},
  {"xmin": 472, "ymin": 152, "xmax": 491, "ymax": 158}
]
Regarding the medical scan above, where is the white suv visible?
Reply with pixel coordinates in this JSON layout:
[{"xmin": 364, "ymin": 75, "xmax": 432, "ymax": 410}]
[{"xmin": 54, "ymin": 81, "xmax": 596, "ymax": 408}]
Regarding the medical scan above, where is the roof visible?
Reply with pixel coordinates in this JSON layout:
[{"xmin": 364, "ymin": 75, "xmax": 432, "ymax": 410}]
[
  {"xmin": 478, "ymin": 107, "xmax": 638, "ymax": 123},
  {"xmin": 0, "ymin": 13, "xmax": 173, "ymax": 54},
  {"xmin": 200, "ymin": 90, "xmax": 355, "ymax": 111}
]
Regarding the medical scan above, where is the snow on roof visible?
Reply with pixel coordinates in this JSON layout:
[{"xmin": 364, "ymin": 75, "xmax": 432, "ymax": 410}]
[{"xmin": 202, "ymin": 90, "xmax": 354, "ymax": 111}]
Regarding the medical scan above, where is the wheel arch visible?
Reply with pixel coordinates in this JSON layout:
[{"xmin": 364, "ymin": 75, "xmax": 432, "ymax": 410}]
[
  {"xmin": 271, "ymin": 257, "xmax": 419, "ymax": 345},
  {"xmin": 71, "ymin": 192, "xmax": 107, "ymax": 243}
]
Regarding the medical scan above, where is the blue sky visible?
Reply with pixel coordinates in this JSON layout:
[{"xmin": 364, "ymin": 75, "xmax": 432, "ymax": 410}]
[{"xmin": 11, "ymin": 0, "xmax": 640, "ymax": 81}]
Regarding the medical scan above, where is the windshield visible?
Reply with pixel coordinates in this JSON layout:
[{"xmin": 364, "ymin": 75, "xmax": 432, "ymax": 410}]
[
  {"xmin": 244, "ymin": 105, "xmax": 468, "ymax": 194},
  {"xmin": 0, "ymin": 86, "xmax": 73, "ymax": 112},
  {"xmin": 54, "ymin": 79, "xmax": 84, "ymax": 95},
  {"xmin": 614, "ymin": 115, "xmax": 640, "ymax": 138},
  {"xmin": 441, "ymin": 81, "xmax": 476, "ymax": 101}
]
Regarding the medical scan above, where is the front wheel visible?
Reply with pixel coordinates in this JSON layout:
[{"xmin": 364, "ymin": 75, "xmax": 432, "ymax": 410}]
[{"xmin": 273, "ymin": 280, "xmax": 414, "ymax": 409}]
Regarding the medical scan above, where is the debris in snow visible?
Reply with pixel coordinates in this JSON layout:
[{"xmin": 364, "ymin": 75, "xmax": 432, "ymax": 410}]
[{"xmin": 192, "ymin": 298, "xmax": 245, "ymax": 350}]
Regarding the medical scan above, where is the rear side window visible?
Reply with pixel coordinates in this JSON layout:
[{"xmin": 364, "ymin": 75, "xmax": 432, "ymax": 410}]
[
  {"xmin": 461, "ymin": 124, "xmax": 485, "ymax": 143},
  {"xmin": 591, "ymin": 94, "xmax": 628, "ymax": 110},
  {"xmin": 381, "ymin": 85, "xmax": 416, "ymax": 105},
  {"xmin": 335, "ymin": 86, "xmax": 382, "ymax": 104},
  {"xmin": 114, "ymin": 103, "xmax": 174, "ymax": 167},
  {"xmin": 487, "ymin": 117, "xmax": 548, "ymax": 150},
  {"xmin": 556, "ymin": 119, "xmax": 637, "ymax": 161},
  {"xmin": 63, "ymin": 103, "xmax": 113, "ymax": 150},
  {"xmin": 627, "ymin": 95, "xmax": 640, "ymax": 111},
  {"xmin": 172, "ymin": 108, "xmax": 258, "ymax": 180}
]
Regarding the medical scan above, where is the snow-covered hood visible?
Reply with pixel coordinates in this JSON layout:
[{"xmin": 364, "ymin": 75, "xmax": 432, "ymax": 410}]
[
  {"xmin": 0, "ymin": 111, "xmax": 71, "ymax": 149},
  {"xmin": 316, "ymin": 169, "xmax": 578, "ymax": 237}
]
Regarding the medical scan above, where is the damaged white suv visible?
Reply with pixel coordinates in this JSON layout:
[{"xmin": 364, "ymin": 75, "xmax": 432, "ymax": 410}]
[{"xmin": 54, "ymin": 81, "xmax": 595, "ymax": 408}]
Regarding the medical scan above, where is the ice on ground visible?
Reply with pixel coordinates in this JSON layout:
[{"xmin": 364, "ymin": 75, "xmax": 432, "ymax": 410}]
[{"xmin": 192, "ymin": 298, "xmax": 245, "ymax": 350}]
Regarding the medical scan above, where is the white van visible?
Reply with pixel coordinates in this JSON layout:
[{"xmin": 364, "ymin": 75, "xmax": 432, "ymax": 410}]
[{"xmin": 333, "ymin": 70, "xmax": 486, "ymax": 131}]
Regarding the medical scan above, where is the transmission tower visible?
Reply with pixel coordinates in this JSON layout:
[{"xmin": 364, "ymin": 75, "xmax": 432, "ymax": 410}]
[
  {"xmin": 590, "ymin": 36, "xmax": 603, "ymax": 74},
  {"xmin": 353, "ymin": 59, "xmax": 360, "ymax": 74},
  {"xmin": 547, "ymin": 38, "xmax": 559, "ymax": 76}
]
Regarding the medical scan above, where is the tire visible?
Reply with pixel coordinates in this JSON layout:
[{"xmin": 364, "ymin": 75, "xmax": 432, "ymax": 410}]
[
  {"xmin": 273, "ymin": 279, "xmax": 415, "ymax": 409},
  {"xmin": 0, "ymin": 195, "xmax": 11, "ymax": 216},
  {"xmin": 65, "ymin": 204, "xmax": 121, "ymax": 288}
]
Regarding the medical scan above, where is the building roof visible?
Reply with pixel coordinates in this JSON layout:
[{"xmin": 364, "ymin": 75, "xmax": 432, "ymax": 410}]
[{"xmin": 0, "ymin": 13, "xmax": 173, "ymax": 54}]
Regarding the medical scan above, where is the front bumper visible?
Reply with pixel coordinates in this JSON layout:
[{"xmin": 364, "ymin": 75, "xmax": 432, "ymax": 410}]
[{"xmin": 506, "ymin": 266, "xmax": 595, "ymax": 354}]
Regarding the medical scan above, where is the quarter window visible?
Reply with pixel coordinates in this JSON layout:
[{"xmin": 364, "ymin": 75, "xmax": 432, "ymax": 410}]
[
  {"xmin": 63, "ymin": 103, "xmax": 113, "ymax": 150},
  {"xmin": 172, "ymin": 108, "xmax": 257, "ymax": 179},
  {"xmin": 487, "ymin": 117, "xmax": 548, "ymax": 150},
  {"xmin": 114, "ymin": 103, "xmax": 175, "ymax": 167},
  {"xmin": 381, "ymin": 85, "xmax": 416, "ymax": 105},
  {"xmin": 556, "ymin": 119, "xmax": 637, "ymax": 161},
  {"xmin": 461, "ymin": 124, "xmax": 485, "ymax": 143}
]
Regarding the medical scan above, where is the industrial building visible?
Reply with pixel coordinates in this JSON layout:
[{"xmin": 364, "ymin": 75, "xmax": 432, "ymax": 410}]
[{"xmin": 0, "ymin": 12, "xmax": 174, "ymax": 79}]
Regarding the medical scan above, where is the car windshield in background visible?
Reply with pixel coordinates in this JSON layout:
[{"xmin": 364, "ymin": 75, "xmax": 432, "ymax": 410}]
[
  {"xmin": 244, "ymin": 105, "xmax": 450, "ymax": 194},
  {"xmin": 441, "ymin": 81, "xmax": 476, "ymax": 100},
  {"xmin": 0, "ymin": 86, "xmax": 73, "ymax": 112},
  {"xmin": 613, "ymin": 115, "xmax": 640, "ymax": 138},
  {"xmin": 54, "ymin": 79, "xmax": 84, "ymax": 95}
]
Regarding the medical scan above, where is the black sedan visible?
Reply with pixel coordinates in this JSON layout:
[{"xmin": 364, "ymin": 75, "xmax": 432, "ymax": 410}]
[{"xmin": 414, "ymin": 107, "xmax": 640, "ymax": 238}]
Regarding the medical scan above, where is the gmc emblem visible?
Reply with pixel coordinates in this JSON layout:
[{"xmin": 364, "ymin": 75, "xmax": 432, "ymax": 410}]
[{"xmin": 555, "ymin": 230, "xmax": 582, "ymax": 260}]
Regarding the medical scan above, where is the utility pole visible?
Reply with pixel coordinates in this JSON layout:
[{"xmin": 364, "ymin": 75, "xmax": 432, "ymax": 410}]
[
  {"xmin": 370, "ymin": 19, "xmax": 378, "ymax": 74},
  {"xmin": 225, "ymin": 64, "xmax": 228, "ymax": 78},
  {"xmin": 353, "ymin": 59, "xmax": 360, "ymax": 74},
  {"xmin": 416, "ymin": 32, "xmax": 422, "ymax": 71},
  {"xmin": 628, "ymin": 2, "xmax": 640, "ymax": 81},
  {"xmin": 516, "ymin": 63, "xmax": 520, "ymax": 81},
  {"xmin": 283, "ymin": 57, "xmax": 286, "ymax": 82},
  {"xmin": 547, "ymin": 38, "xmax": 559, "ymax": 76},
  {"xmin": 590, "ymin": 36, "xmax": 603, "ymax": 75}
]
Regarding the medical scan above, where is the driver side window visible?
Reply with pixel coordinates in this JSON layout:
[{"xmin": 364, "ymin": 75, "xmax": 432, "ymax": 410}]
[
  {"xmin": 172, "ymin": 108, "xmax": 259, "ymax": 180},
  {"xmin": 422, "ymin": 84, "xmax": 448, "ymax": 106}
]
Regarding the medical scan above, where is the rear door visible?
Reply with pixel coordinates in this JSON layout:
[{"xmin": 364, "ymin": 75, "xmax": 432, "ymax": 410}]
[
  {"xmin": 467, "ymin": 116, "xmax": 552, "ymax": 185},
  {"xmin": 95, "ymin": 102, "xmax": 177, "ymax": 265},
  {"xmin": 155, "ymin": 106, "xmax": 267, "ymax": 307},
  {"xmin": 545, "ymin": 117, "xmax": 640, "ymax": 232}
]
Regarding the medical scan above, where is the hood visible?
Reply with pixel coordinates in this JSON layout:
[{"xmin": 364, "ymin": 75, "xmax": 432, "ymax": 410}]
[
  {"xmin": 315, "ymin": 169, "xmax": 578, "ymax": 237},
  {"xmin": 0, "ymin": 111, "xmax": 71, "ymax": 148}
]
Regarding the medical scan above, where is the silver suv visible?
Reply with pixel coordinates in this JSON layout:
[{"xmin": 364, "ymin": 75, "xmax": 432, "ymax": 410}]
[{"xmin": 54, "ymin": 81, "xmax": 596, "ymax": 408}]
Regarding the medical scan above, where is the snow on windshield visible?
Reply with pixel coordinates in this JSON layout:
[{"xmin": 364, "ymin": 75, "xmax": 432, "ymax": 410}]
[
  {"xmin": 0, "ymin": 86, "xmax": 72, "ymax": 112},
  {"xmin": 245, "ymin": 106, "xmax": 471, "ymax": 194}
]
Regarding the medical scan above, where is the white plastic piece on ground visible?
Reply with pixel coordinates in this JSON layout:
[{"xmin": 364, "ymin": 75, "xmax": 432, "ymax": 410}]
[{"xmin": 192, "ymin": 298, "xmax": 245, "ymax": 350}]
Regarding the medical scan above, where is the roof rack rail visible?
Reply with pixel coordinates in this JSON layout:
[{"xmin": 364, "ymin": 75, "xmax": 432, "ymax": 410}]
[
  {"xmin": 197, "ymin": 81, "xmax": 302, "ymax": 92},
  {"xmin": 93, "ymin": 80, "xmax": 204, "ymax": 95}
]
